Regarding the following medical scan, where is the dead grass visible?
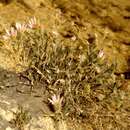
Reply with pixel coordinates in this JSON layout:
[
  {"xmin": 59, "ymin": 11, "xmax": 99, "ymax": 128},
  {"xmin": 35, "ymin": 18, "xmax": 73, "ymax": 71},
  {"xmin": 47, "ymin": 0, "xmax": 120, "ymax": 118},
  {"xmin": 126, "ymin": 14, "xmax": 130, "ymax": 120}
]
[{"xmin": 10, "ymin": 106, "xmax": 31, "ymax": 130}]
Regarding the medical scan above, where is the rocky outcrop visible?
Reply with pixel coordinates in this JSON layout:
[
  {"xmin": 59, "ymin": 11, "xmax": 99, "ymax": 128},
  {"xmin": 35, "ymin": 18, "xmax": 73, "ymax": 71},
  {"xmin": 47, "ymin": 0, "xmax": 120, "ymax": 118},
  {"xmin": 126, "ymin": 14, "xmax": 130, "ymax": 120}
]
[{"xmin": 0, "ymin": 69, "xmax": 68, "ymax": 130}]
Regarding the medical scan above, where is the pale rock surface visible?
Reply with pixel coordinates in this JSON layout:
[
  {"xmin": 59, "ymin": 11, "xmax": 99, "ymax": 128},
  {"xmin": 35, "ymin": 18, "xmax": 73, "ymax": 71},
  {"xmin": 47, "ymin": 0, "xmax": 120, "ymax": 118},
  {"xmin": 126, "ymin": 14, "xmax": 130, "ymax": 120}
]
[
  {"xmin": 22, "ymin": 0, "xmax": 45, "ymax": 10},
  {"xmin": 0, "ymin": 70, "xmax": 68, "ymax": 130}
]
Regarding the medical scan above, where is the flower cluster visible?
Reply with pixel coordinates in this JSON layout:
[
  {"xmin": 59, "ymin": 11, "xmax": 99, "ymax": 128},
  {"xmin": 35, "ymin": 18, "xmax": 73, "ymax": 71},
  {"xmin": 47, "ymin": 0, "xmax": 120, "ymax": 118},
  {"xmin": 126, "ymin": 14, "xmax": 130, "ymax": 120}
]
[
  {"xmin": 2, "ymin": 17, "xmax": 39, "ymax": 40},
  {"xmin": 3, "ymin": 27, "xmax": 17, "ymax": 40}
]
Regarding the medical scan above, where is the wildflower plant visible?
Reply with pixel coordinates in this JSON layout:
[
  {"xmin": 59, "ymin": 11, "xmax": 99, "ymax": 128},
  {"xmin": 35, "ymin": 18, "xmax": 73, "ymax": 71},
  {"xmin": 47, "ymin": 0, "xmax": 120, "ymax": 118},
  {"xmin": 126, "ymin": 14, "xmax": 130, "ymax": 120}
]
[
  {"xmin": 1, "ymin": 18, "xmax": 123, "ymax": 121},
  {"xmin": 1, "ymin": 17, "xmax": 40, "ymax": 71},
  {"xmin": 48, "ymin": 94, "xmax": 63, "ymax": 113}
]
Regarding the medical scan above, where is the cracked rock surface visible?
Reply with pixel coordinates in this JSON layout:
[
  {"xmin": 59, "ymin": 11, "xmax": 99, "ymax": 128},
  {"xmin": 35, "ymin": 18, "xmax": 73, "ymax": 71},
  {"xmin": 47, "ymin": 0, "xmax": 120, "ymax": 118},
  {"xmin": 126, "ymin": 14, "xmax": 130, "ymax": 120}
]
[{"xmin": 0, "ymin": 69, "xmax": 67, "ymax": 130}]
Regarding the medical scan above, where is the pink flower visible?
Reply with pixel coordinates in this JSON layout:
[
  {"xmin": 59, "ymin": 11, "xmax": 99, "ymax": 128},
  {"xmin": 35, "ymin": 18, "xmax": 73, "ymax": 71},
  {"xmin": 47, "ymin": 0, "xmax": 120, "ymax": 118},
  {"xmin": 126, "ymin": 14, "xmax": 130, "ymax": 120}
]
[
  {"xmin": 98, "ymin": 50, "xmax": 104, "ymax": 58},
  {"xmin": 10, "ymin": 27, "xmax": 17, "ymax": 36},
  {"xmin": 48, "ymin": 94, "xmax": 63, "ymax": 105},
  {"xmin": 48, "ymin": 94, "xmax": 63, "ymax": 113},
  {"xmin": 15, "ymin": 22, "xmax": 27, "ymax": 32},
  {"xmin": 27, "ymin": 17, "xmax": 37, "ymax": 29},
  {"xmin": 3, "ymin": 27, "xmax": 17, "ymax": 40}
]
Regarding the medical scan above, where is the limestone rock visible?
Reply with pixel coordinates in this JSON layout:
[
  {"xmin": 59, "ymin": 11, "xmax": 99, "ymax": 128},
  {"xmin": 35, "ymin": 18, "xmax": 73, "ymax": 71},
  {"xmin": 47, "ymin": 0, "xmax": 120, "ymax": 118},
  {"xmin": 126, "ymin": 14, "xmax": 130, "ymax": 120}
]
[{"xmin": 20, "ymin": 0, "xmax": 44, "ymax": 10}]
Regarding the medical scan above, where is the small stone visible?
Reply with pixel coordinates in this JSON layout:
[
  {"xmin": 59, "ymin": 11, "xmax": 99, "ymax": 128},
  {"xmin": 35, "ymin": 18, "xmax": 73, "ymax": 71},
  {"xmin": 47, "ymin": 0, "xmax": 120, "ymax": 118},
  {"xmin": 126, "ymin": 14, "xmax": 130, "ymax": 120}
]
[
  {"xmin": 97, "ymin": 94, "xmax": 105, "ymax": 101},
  {"xmin": 57, "ymin": 120, "xmax": 68, "ymax": 130},
  {"xmin": 4, "ymin": 110, "xmax": 14, "ymax": 121},
  {"xmin": 6, "ymin": 126, "xmax": 14, "ymax": 130},
  {"xmin": 0, "ymin": 85, "xmax": 5, "ymax": 89},
  {"xmin": 71, "ymin": 35, "xmax": 76, "ymax": 41},
  {"xmin": 22, "ymin": 0, "xmax": 44, "ymax": 10}
]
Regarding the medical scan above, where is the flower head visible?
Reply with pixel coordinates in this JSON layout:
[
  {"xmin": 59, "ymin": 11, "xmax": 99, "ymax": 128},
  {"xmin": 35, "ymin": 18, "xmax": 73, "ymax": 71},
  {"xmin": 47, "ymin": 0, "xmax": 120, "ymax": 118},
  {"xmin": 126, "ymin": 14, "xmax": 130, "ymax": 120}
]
[
  {"xmin": 98, "ymin": 50, "xmax": 104, "ymax": 58},
  {"xmin": 3, "ymin": 27, "xmax": 17, "ymax": 40},
  {"xmin": 48, "ymin": 94, "xmax": 63, "ymax": 113},
  {"xmin": 15, "ymin": 22, "xmax": 27, "ymax": 32},
  {"xmin": 27, "ymin": 17, "xmax": 37, "ymax": 29}
]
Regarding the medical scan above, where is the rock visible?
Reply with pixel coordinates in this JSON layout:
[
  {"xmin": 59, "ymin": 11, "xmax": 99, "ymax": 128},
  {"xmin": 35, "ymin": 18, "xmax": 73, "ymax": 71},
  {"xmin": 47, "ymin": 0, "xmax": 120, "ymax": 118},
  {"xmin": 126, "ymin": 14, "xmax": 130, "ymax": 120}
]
[
  {"xmin": 57, "ymin": 120, "xmax": 68, "ymax": 130},
  {"xmin": 0, "ymin": 70, "xmax": 68, "ymax": 130},
  {"xmin": 6, "ymin": 126, "xmax": 14, "ymax": 130},
  {"xmin": 20, "ymin": 0, "xmax": 44, "ymax": 10},
  {"xmin": 24, "ymin": 117, "xmax": 56, "ymax": 130},
  {"xmin": 0, "ymin": 91, "xmax": 57, "ymax": 130}
]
